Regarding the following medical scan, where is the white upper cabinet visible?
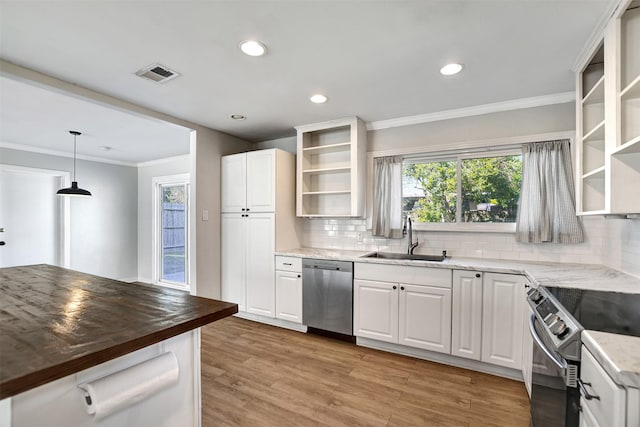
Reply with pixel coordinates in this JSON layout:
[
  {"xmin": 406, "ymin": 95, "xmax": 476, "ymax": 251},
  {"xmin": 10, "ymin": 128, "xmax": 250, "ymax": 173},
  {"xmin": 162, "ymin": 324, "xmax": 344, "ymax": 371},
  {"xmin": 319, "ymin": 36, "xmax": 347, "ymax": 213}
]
[
  {"xmin": 246, "ymin": 150, "xmax": 276, "ymax": 212},
  {"xmin": 222, "ymin": 150, "xmax": 276, "ymax": 213},
  {"xmin": 221, "ymin": 153, "xmax": 247, "ymax": 213},
  {"xmin": 295, "ymin": 116, "xmax": 367, "ymax": 217},
  {"xmin": 576, "ymin": 0, "xmax": 640, "ymax": 215}
]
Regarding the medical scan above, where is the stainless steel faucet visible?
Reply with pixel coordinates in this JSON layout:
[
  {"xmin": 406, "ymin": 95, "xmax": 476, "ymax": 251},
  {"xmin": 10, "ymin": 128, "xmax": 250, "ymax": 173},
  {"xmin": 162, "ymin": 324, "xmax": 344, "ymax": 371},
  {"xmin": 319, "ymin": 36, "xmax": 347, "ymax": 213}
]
[{"xmin": 406, "ymin": 215, "xmax": 419, "ymax": 254}]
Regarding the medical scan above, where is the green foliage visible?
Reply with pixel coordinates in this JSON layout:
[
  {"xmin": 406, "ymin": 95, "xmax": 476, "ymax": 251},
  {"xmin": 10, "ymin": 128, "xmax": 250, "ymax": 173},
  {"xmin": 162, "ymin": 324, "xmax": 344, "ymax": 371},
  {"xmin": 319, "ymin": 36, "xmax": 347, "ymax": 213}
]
[
  {"xmin": 404, "ymin": 161, "xmax": 457, "ymax": 222},
  {"xmin": 162, "ymin": 185, "xmax": 186, "ymax": 205},
  {"xmin": 403, "ymin": 155, "xmax": 522, "ymax": 223}
]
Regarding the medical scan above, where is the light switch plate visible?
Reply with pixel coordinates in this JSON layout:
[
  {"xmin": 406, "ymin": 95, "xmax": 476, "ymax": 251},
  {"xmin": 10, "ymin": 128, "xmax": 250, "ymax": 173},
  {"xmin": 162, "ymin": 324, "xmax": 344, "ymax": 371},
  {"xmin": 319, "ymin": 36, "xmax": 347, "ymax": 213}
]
[{"xmin": 202, "ymin": 210, "xmax": 209, "ymax": 221}]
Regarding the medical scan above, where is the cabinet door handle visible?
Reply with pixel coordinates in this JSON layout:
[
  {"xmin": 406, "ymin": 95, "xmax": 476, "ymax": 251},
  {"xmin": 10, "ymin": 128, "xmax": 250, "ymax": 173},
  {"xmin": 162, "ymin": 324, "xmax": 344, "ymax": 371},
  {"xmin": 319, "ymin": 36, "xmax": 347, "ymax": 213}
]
[
  {"xmin": 241, "ymin": 208, "xmax": 246, "ymax": 211},
  {"xmin": 392, "ymin": 285, "xmax": 397, "ymax": 290},
  {"xmin": 475, "ymin": 273, "xmax": 481, "ymax": 278},
  {"xmin": 400, "ymin": 286, "xmax": 405, "ymax": 291},
  {"xmin": 283, "ymin": 263, "xmax": 292, "ymax": 266},
  {"xmin": 246, "ymin": 208, "xmax": 250, "ymax": 211},
  {"xmin": 297, "ymin": 274, "xmax": 301, "ymax": 278},
  {"xmin": 578, "ymin": 380, "xmax": 600, "ymax": 401}
]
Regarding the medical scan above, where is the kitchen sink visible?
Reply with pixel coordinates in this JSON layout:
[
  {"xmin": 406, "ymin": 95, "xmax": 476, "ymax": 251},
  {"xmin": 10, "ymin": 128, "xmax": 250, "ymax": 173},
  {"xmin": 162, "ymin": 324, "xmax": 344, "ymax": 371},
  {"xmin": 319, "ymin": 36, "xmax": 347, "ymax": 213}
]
[{"xmin": 361, "ymin": 252, "xmax": 446, "ymax": 262}]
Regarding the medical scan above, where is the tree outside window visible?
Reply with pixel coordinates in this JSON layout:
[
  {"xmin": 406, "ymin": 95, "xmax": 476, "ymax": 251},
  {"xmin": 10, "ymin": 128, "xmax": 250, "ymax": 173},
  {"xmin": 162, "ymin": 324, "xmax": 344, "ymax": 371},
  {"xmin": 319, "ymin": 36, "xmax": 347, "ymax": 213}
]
[{"xmin": 403, "ymin": 154, "xmax": 522, "ymax": 224}]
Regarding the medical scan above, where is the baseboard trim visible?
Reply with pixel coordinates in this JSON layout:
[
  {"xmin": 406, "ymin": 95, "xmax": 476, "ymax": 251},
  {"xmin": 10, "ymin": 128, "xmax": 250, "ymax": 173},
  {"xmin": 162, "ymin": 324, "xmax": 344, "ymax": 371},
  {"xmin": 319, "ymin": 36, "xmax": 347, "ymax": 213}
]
[
  {"xmin": 234, "ymin": 311, "xmax": 308, "ymax": 333},
  {"xmin": 357, "ymin": 337, "xmax": 523, "ymax": 382}
]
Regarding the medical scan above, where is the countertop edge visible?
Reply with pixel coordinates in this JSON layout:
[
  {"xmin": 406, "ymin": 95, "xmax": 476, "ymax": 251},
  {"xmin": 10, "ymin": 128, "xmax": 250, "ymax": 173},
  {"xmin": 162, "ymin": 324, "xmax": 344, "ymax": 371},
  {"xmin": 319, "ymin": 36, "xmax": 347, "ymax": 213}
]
[
  {"xmin": 582, "ymin": 330, "xmax": 640, "ymax": 389},
  {"xmin": 0, "ymin": 304, "xmax": 238, "ymax": 400}
]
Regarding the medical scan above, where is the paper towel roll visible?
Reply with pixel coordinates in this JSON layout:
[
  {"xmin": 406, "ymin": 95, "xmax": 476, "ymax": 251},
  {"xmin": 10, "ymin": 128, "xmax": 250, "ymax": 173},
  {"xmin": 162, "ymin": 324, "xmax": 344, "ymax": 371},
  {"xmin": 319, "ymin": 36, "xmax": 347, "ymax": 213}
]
[{"xmin": 78, "ymin": 351, "xmax": 179, "ymax": 419}]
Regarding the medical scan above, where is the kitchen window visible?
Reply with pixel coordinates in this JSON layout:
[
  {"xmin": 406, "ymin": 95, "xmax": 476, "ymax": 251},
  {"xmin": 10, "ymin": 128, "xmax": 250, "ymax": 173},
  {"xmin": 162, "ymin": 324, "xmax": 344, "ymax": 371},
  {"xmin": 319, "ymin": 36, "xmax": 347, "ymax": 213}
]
[
  {"xmin": 153, "ymin": 174, "xmax": 189, "ymax": 288},
  {"xmin": 402, "ymin": 149, "xmax": 522, "ymax": 232}
]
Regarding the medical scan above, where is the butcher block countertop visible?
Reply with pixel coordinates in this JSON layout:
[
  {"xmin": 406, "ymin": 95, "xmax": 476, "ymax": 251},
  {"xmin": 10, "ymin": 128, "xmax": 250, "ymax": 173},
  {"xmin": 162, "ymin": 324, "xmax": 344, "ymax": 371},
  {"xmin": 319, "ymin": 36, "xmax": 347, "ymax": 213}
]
[{"xmin": 0, "ymin": 264, "xmax": 238, "ymax": 400}]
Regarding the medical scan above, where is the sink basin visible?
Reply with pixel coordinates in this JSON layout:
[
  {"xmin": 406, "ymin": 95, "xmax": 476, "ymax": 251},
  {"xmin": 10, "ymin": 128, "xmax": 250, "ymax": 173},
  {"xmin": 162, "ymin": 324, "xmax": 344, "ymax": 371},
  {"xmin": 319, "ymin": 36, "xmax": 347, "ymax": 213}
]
[{"xmin": 361, "ymin": 252, "xmax": 446, "ymax": 262}]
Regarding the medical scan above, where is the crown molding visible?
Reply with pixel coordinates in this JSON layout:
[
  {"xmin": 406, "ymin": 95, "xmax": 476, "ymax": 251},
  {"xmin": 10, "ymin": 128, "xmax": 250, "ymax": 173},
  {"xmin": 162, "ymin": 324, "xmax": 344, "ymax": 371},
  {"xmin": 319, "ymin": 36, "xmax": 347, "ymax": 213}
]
[
  {"xmin": 136, "ymin": 154, "xmax": 190, "ymax": 168},
  {"xmin": 0, "ymin": 142, "xmax": 137, "ymax": 167},
  {"xmin": 366, "ymin": 92, "xmax": 575, "ymax": 132},
  {"xmin": 571, "ymin": 0, "xmax": 623, "ymax": 72}
]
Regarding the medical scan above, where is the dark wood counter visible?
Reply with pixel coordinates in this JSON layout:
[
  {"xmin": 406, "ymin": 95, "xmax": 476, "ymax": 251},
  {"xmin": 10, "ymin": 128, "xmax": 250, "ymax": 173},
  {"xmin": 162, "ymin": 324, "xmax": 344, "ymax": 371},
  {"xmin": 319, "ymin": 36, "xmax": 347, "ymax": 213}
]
[{"xmin": 0, "ymin": 264, "xmax": 237, "ymax": 399}]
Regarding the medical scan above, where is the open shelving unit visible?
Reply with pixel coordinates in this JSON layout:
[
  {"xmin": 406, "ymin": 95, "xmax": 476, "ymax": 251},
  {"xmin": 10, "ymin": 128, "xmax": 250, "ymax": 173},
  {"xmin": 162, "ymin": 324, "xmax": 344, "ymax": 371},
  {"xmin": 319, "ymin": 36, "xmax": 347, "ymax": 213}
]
[
  {"xmin": 577, "ymin": 43, "xmax": 606, "ymax": 214},
  {"xmin": 296, "ymin": 117, "xmax": 367, "ymax": 217},
  {"xmin": 576, "ymin": 0, "xmax": 640, "ymax": 215}
]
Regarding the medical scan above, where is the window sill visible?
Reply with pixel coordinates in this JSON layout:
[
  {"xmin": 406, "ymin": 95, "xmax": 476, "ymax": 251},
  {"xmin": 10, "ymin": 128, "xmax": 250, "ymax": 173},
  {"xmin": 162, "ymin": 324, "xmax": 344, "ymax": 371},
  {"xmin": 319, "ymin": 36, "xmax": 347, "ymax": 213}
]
[
  {"xmin": 412, "ymin": 222, "xmax": 516, "ymax": 233},
  {"xmin": 155, "ymin": 280, "xmax": 190, "ymax": 292}
]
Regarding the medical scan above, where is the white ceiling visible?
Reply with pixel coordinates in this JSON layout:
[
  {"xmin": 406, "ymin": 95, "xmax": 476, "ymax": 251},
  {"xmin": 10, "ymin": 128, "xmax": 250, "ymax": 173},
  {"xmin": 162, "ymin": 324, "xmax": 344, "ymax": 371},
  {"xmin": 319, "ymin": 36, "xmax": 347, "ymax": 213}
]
[
  {"xmin": 0, "ymin": 76, "xmax": 191, "ymax": 164},
  {"xmin": 0, "ymin": 0, "xmax": 616, "ymax": 160}
]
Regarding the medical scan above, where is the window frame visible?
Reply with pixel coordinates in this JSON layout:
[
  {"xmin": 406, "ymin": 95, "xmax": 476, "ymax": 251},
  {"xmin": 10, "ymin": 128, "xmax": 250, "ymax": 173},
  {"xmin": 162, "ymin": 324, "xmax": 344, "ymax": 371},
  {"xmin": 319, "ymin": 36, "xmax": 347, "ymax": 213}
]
[
  {"xmin": 152, "ymin": 173, "xmax": 190, "ymax": 290},
  {"xmin": 401, "ymin": 148, "xmax": 523, "ymax": 233}
]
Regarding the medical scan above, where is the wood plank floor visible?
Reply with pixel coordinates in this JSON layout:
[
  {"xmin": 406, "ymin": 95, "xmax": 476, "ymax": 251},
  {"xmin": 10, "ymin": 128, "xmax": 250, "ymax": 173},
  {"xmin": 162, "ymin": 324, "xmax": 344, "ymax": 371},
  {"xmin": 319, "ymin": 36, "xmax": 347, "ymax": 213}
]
[{"xmin": 201, "ymin": 317, "xmax": 530, "ymax": 427}]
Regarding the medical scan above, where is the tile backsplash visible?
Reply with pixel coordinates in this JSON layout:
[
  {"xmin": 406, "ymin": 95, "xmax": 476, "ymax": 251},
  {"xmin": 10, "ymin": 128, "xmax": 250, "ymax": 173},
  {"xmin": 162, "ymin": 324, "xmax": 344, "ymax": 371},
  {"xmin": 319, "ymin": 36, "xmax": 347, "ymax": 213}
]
[{"xmin": 302, "ymin": 216, "xmax": 640, "ymax": 277}]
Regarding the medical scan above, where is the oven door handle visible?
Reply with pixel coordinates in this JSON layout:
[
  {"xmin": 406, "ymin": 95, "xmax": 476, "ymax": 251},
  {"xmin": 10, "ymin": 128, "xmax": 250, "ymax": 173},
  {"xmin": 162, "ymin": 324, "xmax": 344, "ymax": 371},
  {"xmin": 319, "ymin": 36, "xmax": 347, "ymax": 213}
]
[{"xmin": 529, "ymin": 313, "xmax": 567, "ymax": 370}]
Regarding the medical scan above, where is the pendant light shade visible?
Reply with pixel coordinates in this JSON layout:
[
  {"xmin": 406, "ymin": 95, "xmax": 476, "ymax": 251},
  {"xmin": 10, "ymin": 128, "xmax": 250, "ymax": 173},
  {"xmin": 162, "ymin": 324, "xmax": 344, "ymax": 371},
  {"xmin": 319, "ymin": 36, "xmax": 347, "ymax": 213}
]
[{"xmin": 57, "ymin": 131, "xmax": 92, "ymax": 197}]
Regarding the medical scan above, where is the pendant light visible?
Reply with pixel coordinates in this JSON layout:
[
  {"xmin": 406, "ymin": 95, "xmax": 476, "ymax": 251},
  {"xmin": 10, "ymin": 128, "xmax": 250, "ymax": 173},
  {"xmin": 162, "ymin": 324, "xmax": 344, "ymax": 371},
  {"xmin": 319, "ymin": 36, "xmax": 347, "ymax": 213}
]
[{"xmin": 57, "ymin": 130, "xmax": 92, "ymax": 197}]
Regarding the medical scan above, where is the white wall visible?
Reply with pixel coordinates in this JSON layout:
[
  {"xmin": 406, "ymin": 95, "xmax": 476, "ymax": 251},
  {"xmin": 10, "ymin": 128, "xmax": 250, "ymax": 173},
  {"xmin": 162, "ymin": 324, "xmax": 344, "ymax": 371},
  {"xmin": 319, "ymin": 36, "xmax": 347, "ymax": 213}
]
[
  {"xmin": 1, "ymin": 147, "xmax": 138, "ymax": 280},
  {"xmin": 603, "ymin": 217, "xmax": 640, "ymax": 278},
  {"xmin": 193, "ymin": 127, "xmax": 251, "ymax": 299},
  {"xmin": 137, "ymin": 156, "xmax": 191, "ymax": 283},
  {"xmin": 254, "ymin": 136, "xmax": 296, "ymax": 154}
]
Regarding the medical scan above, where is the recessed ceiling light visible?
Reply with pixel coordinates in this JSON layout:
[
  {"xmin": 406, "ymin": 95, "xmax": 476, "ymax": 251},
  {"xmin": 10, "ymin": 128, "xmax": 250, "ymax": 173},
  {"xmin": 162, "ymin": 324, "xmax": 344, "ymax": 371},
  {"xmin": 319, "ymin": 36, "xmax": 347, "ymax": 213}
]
[
  {"xmin": 310, "ymin": 94, "xmax": 328, "ymax": 104},
  {"xmin": 440, "ymin": 63, "xmax": 464, "ymax": 76},
  {"xmin": 230, "ymin": 114, "xmax": 246, "ymax": 120},
  {"xmin": 239, "ymin": 40, "xmax": 266, "ymax": 57}
]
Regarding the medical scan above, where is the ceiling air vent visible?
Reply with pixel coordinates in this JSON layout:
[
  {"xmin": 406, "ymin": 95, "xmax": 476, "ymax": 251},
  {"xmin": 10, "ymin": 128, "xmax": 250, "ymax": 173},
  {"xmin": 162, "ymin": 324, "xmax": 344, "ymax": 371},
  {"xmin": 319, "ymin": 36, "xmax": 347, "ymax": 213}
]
[{"xmin": 135, "ymin": 63, "xmax": 180, "ymax": 83}]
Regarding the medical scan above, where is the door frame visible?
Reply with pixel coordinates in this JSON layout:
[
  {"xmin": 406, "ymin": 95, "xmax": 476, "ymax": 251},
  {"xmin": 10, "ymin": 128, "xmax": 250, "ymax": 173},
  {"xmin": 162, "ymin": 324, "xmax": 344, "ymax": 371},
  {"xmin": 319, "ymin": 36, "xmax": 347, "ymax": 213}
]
[
  {"xmin": 151, "ymin": 173, "xmax": 191, "ymax": 291},
  {"xmin": 0, "ymin": 164, "xmax": 71, "ymax": 267}
]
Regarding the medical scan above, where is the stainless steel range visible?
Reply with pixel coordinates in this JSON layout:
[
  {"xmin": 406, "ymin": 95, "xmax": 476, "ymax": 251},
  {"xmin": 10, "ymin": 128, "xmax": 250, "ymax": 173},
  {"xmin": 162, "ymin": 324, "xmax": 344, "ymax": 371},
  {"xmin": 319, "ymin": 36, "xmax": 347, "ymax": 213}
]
[
  {"xmin": 527, "ymin": 286, "xmax": 583, "ymax": 426},
  {"xmin": 527, "ymin": 285, "xmax": 640, "ymax": 427}
]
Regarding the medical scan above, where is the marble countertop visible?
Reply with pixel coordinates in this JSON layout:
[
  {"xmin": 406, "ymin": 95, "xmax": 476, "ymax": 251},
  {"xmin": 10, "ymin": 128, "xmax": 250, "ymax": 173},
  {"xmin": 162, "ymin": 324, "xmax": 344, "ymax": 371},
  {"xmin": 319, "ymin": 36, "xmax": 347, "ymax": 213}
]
[
  {"xmin": 582, "ymin": 331, "xmax": 640, "ymax": 388},
  {"xmin": 275, "ymin": 247, "xmax": 640, "ymax": 294}
]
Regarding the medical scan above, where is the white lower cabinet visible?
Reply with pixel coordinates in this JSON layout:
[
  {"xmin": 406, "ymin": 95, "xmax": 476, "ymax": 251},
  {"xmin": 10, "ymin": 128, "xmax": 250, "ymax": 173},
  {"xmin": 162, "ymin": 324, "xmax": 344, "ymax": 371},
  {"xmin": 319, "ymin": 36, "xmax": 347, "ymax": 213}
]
[
  {"xmin": 521, "ymin": 304, "xmax": 534, "ymax": 397},
  {"xmin": 354, "ymin": 264, "xmax": 452, "ymax": 354},
  {"xmin": 221, "ymin": 213, "xmax": 275, "ymax": 317},
  {"xmin": 580, "ymin": 400, "xmax": 600, "ymax": 427},
  {"xmin": 399, "ymin": 284, "xmax": 451, "ymax": 353},
  {"xmin": 353, "ymin": 279, "xmax": 398, "ymax": 343},
  {"xmin": 481, "ymin": 272, "xmax": 525, "ymax": 370},
  {"xmin": 451, "ymin": 270, "xmax": 483, "ymax": 360},
  {"xmin": 245, "ymin": 213, "xmax": 276, "ymax": 317},
  {"xmin": 221, "ymin": 214, "xmax": 246, "ymax": 312},
  {"xmin": 580, "ymin": 345, "xmax": 626, "ymax": 427},
  {"xmin": 275, "ymin": 257, "xmax": 302, "ymax": 324},
  {"xmin": 451, "ymin": 270, "xmax": 526, "ymax": 370}
]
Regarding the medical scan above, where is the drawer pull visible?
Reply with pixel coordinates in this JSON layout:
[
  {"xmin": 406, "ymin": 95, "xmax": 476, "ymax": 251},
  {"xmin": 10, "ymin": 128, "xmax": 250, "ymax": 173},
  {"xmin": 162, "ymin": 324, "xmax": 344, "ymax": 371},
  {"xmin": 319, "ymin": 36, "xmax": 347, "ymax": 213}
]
[
  {"xmin": 578, "ymin": 379, "xmax": 600, "ymax": 401},
  {"xmin": 283, "ymin": 263, "xmax": 292, "ymax": 266}
]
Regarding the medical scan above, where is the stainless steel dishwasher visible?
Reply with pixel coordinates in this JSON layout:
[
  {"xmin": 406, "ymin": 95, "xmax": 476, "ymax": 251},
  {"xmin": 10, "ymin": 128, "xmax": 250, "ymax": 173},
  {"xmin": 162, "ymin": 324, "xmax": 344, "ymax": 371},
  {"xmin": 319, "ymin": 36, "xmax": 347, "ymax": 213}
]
[{"xmin": 302, "ymin": 259, "xmax": 353, "ymax": 337}]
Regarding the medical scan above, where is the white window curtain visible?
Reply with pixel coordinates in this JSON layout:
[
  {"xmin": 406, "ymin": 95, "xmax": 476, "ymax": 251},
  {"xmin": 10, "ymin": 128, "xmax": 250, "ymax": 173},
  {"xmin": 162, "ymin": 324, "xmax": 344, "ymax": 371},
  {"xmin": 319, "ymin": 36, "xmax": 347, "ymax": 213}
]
[
  {"xmin": 372, "ymin": 156, "xmax": 403, "ymax": 238},
  {"xmin": 516, "ymin": 140, "xmax": 584, "ymax": 244}
]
